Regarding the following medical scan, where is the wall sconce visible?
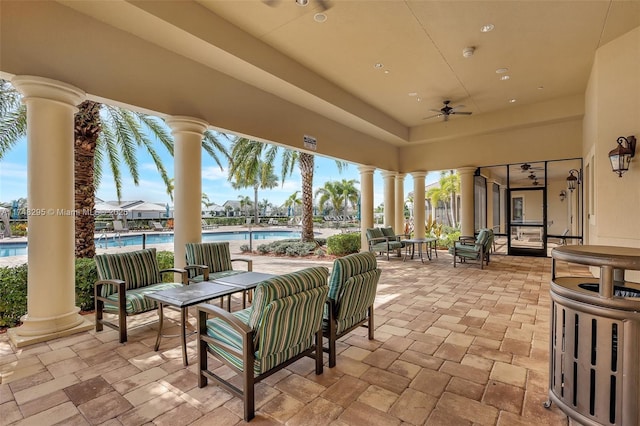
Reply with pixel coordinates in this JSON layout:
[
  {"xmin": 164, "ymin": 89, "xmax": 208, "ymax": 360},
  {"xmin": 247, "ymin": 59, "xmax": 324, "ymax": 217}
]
[
  {"xmin": 559, "ymin": 190, "xmax": 566, "ymax": 202},
  {"xmin": 566, "ymin": 169, "xmax": 581, "ymax": 192},
  {"xmin": 609, "ymin": 135, "xmax": 636, "ymax": 177}
]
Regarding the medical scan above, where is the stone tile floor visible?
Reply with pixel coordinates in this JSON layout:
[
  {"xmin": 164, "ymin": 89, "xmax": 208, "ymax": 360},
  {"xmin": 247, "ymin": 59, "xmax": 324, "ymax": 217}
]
[{"xmin": 0, "ymin": 251, "xmax": 592, "ymax": 425}]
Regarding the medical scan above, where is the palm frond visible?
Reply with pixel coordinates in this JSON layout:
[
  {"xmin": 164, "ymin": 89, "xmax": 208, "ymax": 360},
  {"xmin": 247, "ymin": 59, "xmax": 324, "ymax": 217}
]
[
  {"xmin": 0, "ymin": 106, "xmax": 26, "ymax": 159},
  {"xmin": 101, "ymin": 105, "xmax": 139, "ymax": 184}
]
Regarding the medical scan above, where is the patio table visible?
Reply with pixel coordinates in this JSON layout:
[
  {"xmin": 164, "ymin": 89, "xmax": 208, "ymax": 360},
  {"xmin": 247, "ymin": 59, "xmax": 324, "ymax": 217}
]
[
  {"xmin": 145, "ymin": 281, "xmax": 238, "ymax": 366},
  {"xmin": 211, "ymin": 271, "xmax": 276, "ymax": 309},
  {"xmin": 402, "ymin": 238, "xmax": 438, "ymax": 263}
]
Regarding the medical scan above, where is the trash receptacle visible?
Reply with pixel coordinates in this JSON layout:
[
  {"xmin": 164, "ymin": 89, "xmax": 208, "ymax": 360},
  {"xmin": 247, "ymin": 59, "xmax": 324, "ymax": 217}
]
[{"xmin": 546, "ymin": 245, "xmax": 640, "ymax": 426}]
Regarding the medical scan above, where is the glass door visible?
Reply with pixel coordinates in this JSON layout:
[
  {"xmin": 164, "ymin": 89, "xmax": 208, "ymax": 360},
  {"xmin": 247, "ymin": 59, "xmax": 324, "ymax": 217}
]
[{"xmin": 508, "ymin": 187, "xmax": 547, "ymax": 256}]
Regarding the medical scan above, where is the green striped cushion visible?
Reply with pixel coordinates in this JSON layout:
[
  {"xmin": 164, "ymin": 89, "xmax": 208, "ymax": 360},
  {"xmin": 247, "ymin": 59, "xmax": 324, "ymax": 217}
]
[
  {"xmin": 206, "ymin": 267, "xmax": 329, "ymax": 375},
  {"xmin": 366, "ymin": 228, "xmax": 384, "ymax": 240},
  {"xmin": 328, "ymin": 252, "xmax": 377, "ymax": 300},
  {"xmin": 206, "ymin": 308, "xmax": 262, "ymax": 374},
  {"xmin": 370, "ymin": 241, "xmax": 403, "ymax": 252},
  {"xmin": 185, "ymin": 242, "xmax": 233, "ymax": 274},
  {"xmin": 380, "ymin": 227, "xmax": 397, "ymax": 238},
  {"xmin": 103, "ymin": 282, "xmax": 183, "ymax": 314},
  {"xmin": 95, "ymin": 248, "xmax": 162, "ymax": 297}
]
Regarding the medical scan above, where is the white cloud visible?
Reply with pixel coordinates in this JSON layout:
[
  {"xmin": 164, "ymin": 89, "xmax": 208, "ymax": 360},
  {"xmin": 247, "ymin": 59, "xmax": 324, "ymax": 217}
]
[
  {"xmin": 202, "ymin": 166, "xmax": 229, "ymax": 181},
  {"xmin": 0, "ymin": 162, "xmax": 27, "ymax": 179}
]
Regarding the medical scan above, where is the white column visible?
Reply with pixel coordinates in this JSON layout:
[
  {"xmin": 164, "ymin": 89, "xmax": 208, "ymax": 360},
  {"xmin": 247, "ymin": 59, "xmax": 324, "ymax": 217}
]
[
  {"xmin": 394, "ymin": 173, "xmax": 406, "ymax": 234},
  {"xmin": 412, "ymin": 171, "xmax": 427, "ymax": 239},
  {"xmin": 166, "ymin": 116, "xmax": 208, "ymax": 269},
  {"xmin": 381, "ymin": 171, "xmax": 395, "ymax": 229},
  {"xmin": 458, "ymin": 166, "xmax": 477, "ymax": 237},
  {"xmin": 358, "ymin": 165, "xmax": 375, "ymax": 251},
  {"xmin": 9, "ymin": 76, "xmax": 92, "ymax": 347}
]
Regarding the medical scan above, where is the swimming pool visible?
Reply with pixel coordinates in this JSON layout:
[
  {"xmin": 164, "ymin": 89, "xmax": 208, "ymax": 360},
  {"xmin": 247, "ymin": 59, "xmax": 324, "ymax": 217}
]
[{"xmin": 0, "ymin": 230, "xmax": 301, "ymax": 257}]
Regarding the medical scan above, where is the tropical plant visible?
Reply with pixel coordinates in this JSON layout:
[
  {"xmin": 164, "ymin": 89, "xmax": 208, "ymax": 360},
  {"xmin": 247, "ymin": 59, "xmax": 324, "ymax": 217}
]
[
  {"xmin": 284, "ymin": 191, "xmax": 302, "ymax": 216},
  {"xmin": 226, "ymin": 137, "xmax": 346, "ymax": 243},
  {"xmin": 237, "ymin": 195, "xmax": 252, "ymax": 217},
  {"xmin": 314, "ymin": 179, "xmax": 359, "ymax": 218},
  {"xmin": 439, "ymin": 170, "xmax": 460, "ymax": 227},
  {"xmin": 0, "ymin": 79, "xmax": 230, "ymax": 258},
  {"xmin": 228, "ymin": 142, "xmax": 279, "ymax": 224}
]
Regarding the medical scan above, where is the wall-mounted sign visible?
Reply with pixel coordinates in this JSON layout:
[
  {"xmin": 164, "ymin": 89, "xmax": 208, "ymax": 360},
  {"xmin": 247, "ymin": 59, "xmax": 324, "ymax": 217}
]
[{"xmin": 303, "ymin": 135, "xmax": 317, "ymax": 151}]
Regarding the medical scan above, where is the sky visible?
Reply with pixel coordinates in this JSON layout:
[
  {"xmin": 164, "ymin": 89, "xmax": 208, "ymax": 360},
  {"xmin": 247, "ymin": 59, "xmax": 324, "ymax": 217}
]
[{"xmin": 0, "ymin": 129, "xmax": 439, "ymax": 211}]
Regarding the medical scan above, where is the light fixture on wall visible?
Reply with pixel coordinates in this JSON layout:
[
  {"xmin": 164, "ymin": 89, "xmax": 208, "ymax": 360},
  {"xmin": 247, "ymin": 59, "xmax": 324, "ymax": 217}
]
[
  {"xmin": 608, "ymin": 135, "xmax": 636, "ymax": 177},
  {"xmin": 559, "ymin": 190, "xmax": 566, "ymax": 202},
  {"xmin": 566, "ymin": 169, "xmax": 581, "ymax": 192}
]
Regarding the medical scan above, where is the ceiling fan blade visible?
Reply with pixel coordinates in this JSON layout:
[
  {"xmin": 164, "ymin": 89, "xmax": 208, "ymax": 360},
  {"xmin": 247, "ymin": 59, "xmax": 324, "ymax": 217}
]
[
  {"xmin": 422, "ymin": 113, "xmax": 442, "ymax": 120},
  {"xmin": 429, "ymin": 109, "xmax": 442, "ymax": 113},
  {"xmin": 450, "ymin": 104, "xmax": 466, "ymax": 110},
  {"xmin": 451, "ymin": 111, "xmax": 472, "ymax": 115},
  {"xmin": 263, "ymin": 0, "xmax": 280, "ymax": 6},
  {"xmin": 317, "ymin": 0, "xmax": 331, "ymax": 10}
]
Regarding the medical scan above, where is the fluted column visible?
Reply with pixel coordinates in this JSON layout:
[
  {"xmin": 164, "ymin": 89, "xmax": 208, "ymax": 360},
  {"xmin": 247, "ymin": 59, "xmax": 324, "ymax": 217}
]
[
  {"xmin": 166, "ymin": 116, "xmax": 208, "ymax": 268},
  {"xmin": 458, "ymin": 166, "xmax": 477, "ymax": 237},
  {"xmin": 9, "ymin": 76, "xmax": 92, "ymax": 347},
  {"xmin": 358, "ymin": 165, "xmax": 375, "ymax": 251},
  {"xmin": 394, "ymin": 173, "xmax": 406, "ymax": 234},
  {"xmin": 412, "ymin": 171, "xmax": 427, "ymax": 239},
  {"xmin": 381, "ymin": 171, "xmax": 396, "ymax": 229}
]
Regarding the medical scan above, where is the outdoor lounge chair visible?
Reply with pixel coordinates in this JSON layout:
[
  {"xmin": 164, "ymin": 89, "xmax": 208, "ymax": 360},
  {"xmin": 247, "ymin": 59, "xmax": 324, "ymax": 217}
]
[
  {"xmin": 366, "ymin": 227, "xmax": 404, "ymax": 260},
  {"xmin": 324, "ymin": 252, "xmax": 381, "ymax": 367},
  {"xmin": 184, "ymin": 241, "xmax": 252, "ymax": 283},
  {"xmin": 94, "ymin": 248, "xmax": 188, "ymax": 343},
  {"xmin": 197, "ymin": 266, "xmax": 329, "ymax": 421},
  {"xmin": 201, "ymin": 219, "xmax": 218, "ymax": 230},
  {"xmin": 112, "ymin": 220, "xmax": 129, "ymax": 233},
  {"xmin": 448, "ymin": 228, "xmax": 493, "ymax": 269},
  {"xmin": 150, "ymin": 221, "xmax": 167, "ymax": 231}
]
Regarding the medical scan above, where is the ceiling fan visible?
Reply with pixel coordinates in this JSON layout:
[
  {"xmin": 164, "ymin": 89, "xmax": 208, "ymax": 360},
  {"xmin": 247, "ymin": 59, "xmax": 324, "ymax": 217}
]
[
  {"xmin": 519, "ymin": 163, "xmax": 544, "ymax": 172},
  {"xmin": 264, "ymin": 0, "xmax": 332, "ymax": 10},
  {"xmin": 423, "ymin": 100, "xmax": 472, "ymax": 122}
]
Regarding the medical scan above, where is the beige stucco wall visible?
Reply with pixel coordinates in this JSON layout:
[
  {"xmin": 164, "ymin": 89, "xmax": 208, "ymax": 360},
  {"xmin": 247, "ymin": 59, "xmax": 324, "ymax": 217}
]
[
  {"xmin": 584, "ymin": 25, "xmax": 640, "ymax": 281},
  {"xmin": 399, "ymin": 118, "xmax": 582, "ymax": 172}
]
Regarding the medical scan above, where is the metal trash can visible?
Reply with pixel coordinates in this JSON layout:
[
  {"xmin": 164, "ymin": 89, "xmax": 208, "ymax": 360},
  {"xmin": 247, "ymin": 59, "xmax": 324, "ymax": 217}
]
[{"xmin": 546, "ymin": 246, "xmax": 640, "ymax": 426}]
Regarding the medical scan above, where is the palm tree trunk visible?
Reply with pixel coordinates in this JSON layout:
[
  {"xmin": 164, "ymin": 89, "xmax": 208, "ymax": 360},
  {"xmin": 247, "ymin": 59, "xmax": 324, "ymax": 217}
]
[
  {"xmin": 299, "ymin": 152, "xmax": 315, "ymax": 242},
  {"xmin": 74, "ymin": 101, "xmax": 102, "ymax": 258}
]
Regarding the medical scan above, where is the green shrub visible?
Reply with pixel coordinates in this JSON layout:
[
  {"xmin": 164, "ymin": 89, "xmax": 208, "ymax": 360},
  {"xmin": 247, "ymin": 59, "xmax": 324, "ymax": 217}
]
[
  {"xmin": 0, "ymin": 264, "xmax": 28, "ymax": 327},
  {"xmin": 327, "ymin": 233, "xmax": 361, "ymax": 256},
  {"xmin": 442, "ymin": 231, "xmax": 462, "ymax": 248},
  {"xmin": 156, "ymin": 250, "xmax": 176, "ymax": 283},
  {"xmin": 285, "ymin": 242, "xmax": 317, "ymax": 256},
  {"xmin": 75, "ymin": 258, "xmax": 98, "ymax": 311}
]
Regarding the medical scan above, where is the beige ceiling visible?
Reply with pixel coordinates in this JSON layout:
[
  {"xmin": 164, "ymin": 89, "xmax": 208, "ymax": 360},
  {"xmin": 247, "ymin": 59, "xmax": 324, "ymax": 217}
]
[
  {"xmin": 199, "ymin": 0, "xmax": 639, "ymax": 129},
  {"xmin": 1, "ymin": 0, "xmax": 639, "ymax": 158}
]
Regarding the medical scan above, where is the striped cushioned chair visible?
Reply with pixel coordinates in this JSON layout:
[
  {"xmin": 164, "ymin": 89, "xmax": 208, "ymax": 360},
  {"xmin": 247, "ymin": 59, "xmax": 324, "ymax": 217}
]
[
  {"xmin": 94, "ymin": 248, "xmax": 187, "ymax": 343},
  {"xmin": 185, "ymin": 242, "xmax": 252, "ymax": 283},
  {"xmin": 366, "ymin": 227, "xmax": 404, "ymax": 260},
  {"xmin": 448, "ymin": 228, "xmax": 493, "ymax": 269},
  {"xmin": 324, "ymin": 252, "xmax": 381, "ymax": 367},
  {"xmin": 197, "ymin": 266, "xmax": 329, "ymax": 421}
]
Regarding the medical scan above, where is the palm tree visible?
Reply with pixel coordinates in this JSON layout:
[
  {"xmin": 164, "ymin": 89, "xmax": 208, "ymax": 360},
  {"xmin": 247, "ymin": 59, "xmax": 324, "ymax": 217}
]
[
  {"xmin": 283, "ymin": 191, "xmax": 302, "ymax": 217},
  {"xmin": 426, "ymin": 185, "xmax": 446, "ymax": 224},
  {"xmin": 228, "ymin": 142, "xmax": 279, "ymax": 225},
  {"xmin": 228, "ymin": 137, "xmax": 346, "ymax": 242},
  {"xmin": 439, "ymin": 170, "xmax": 460, "ymax": 227},
  {"xmin": 1, "ymin": 79, "xmax": 229, "ymax": 258},
  {"xmin": 237, "ymin": 195, "xmax": 252, "ymax": 217},
  {"xmin": 314, "ymin": 179, "xmax": 359, "ymax": 218},
  {"xmin": 259, "ymin": 198, "xmax": 272, "ymax": 216}
]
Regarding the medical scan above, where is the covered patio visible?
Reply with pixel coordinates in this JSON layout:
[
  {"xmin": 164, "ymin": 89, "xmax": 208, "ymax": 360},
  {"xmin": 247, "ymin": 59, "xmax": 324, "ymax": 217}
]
[{"xmin": 0, "ymin": 253, "xmax": 587, "ymax": 425}]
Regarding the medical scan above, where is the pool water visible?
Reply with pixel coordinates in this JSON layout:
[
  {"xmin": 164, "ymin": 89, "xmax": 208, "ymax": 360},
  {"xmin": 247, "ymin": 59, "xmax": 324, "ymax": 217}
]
[{"xmin": 0, "ymin": 230, "xmax": 301, "ymax": 257}]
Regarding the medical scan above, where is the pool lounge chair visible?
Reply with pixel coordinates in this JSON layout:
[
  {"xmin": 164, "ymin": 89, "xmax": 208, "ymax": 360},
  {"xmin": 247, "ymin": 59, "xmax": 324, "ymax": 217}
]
[{"xmin": 112, "ymin": 220, "xmax": 129, "ymax": 233}]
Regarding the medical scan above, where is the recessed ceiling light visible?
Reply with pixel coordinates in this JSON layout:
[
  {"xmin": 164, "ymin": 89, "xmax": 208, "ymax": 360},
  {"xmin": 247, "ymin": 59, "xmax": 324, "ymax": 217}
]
[
  {"xmin": 481, "ymin": 24, "xmax": 495, "ymax": 33},
  {"xmin": 295, "ymin": 0, "xmax": 309, "ymax": 5},
  {"xmin": 509, "ymin": 99, "xmax": 517, "ymax": 103},
  {"xmin": 313, "ymin": 13, "xmax": 327, "ymax": 23},
  {"xmin": 496, "ymin": 68, "xmax": 509, "ymax": 74},
  {"xmin": 408, "ymin": 92, "xmax": 418, "ymax": 97},
  {"xmin": 373, "ymin": 63, "xmax": 384, "ymax": 69},
  {"xmin": 538, "ymin": 86, "xmax": 544, "ymax": 90},
  {"xmin": 416, "ymin": 97, "xmax": 421, "ymax": 102},
  {"xmin": 384, "ymin": 70, "xmax": 390, "ymax": 74},
  {"xmin": 500, "ymin": 75, "xmax": 510, "ymax": 81}
]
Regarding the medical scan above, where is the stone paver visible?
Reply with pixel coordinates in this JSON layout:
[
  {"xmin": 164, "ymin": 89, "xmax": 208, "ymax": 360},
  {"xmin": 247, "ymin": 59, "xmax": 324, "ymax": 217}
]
[{"xmin": 0, "ymin": 249, "xmax": 585, "ymax": 425}]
